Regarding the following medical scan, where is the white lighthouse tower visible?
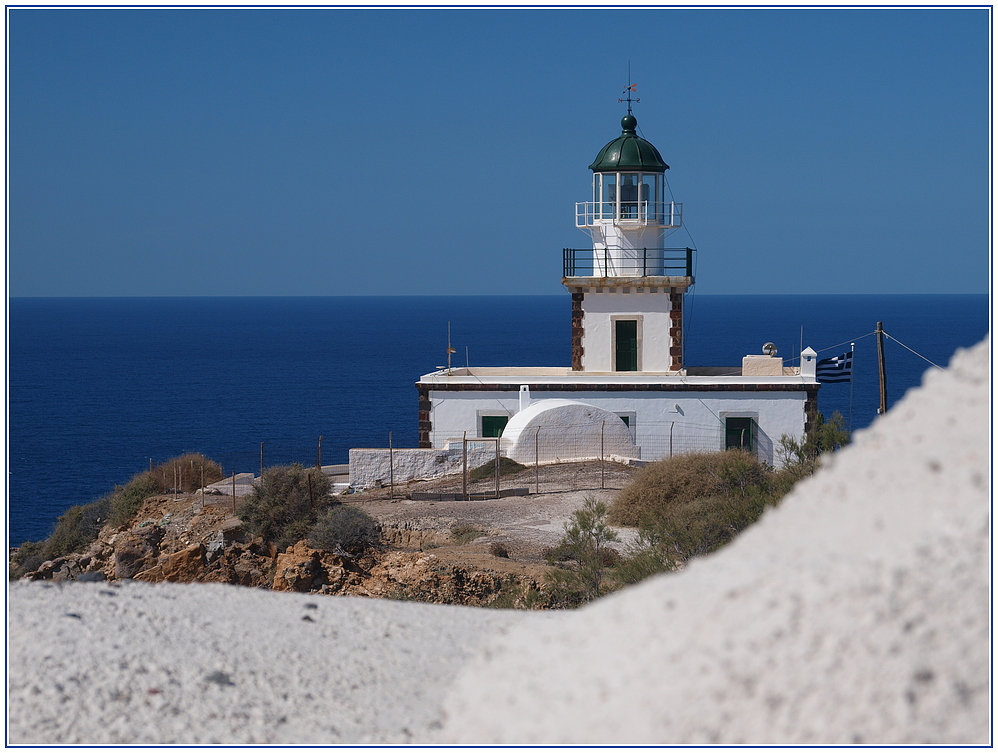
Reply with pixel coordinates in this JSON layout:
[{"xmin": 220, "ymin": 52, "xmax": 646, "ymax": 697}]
[{"xmin": 564, "ymin": 97, "xmax": 694, "ymax": 373}]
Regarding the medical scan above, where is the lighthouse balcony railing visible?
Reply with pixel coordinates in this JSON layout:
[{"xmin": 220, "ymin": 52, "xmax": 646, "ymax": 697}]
[
  {"xmin": 563, "ymin": 247, "xmax": 695, "ymax": 278},
  {"xmin": 575, "ymin": 201, "xmax": 683, "ymax": 228}
]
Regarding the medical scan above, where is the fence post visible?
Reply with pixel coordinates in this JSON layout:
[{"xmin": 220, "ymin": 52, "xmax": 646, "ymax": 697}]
[
  {"xmin": 389, "ymin": 431, "xmax": 395, "ymax": 501},
  {"xmin": 494, "ymin": 437, "xmax": 500, "ymax": 499},
  {"xmin": 316, "ymin": 436, "xmax": 323, "ymax": 469},
  {"xmin": 462, "ymin": 431, "xmax": 468, "ymax": 501},
  {"xmin": 260, "ymin": 442, "xmax": 264, "ymax": 478},
  {"xmin": 600, "ymin": 420, "xmax": 605, "ymax": 490},
  {"xmin": 534, "ymin": 427, "xmax": 540, "ymax": 495},
  {"xmin": 231, "ymin": 471, "xmax": 236, "ymax": 513},
  {"xmin": 670, "ymin": 421, "xmax": 675, "ymax": 457}
]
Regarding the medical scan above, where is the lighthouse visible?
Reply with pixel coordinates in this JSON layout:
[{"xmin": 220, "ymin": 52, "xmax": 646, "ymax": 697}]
[
  {"xmin": 398, "ymin": 97, "xmax": 819, "ymax": 479},
  {"xmin": 564, "ymin": 107, "xmax": 693, "ymax": 373}
]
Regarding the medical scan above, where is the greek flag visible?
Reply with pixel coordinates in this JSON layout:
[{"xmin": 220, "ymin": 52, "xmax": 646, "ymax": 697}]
[{"xmin": 816, "ymin": 351, "xmax": 853, "ymax": 383}]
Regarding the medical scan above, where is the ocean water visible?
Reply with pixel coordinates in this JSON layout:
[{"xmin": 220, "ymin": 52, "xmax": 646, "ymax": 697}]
[{"xmin": 7, "ymin": 294, "xmax": 989, "ymax": 545}]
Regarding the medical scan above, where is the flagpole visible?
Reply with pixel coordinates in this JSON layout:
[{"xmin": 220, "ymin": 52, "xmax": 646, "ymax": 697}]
[{"xmin": 849, "ymin": 341, "xmax": 855, "ymax": 433}]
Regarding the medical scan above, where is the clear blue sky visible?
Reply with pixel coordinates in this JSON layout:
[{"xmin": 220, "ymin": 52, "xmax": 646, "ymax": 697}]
[{"xmin": 7, "ymin": 7, "xmax": 991, "ymax": 296}]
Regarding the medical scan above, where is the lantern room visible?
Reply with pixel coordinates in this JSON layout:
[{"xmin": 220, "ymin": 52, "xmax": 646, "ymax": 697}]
[{"xmin": 576, "ymin": 113, "xmax": 681, "ymax": 228}]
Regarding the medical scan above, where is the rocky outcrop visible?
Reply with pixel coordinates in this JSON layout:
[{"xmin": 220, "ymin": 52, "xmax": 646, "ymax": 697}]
[
  {"xmin": 17, "ymin": 496, "xmax": 541, "ymax": 607},
  {"xmin": 271, "ymin": 541, "xmax": 363, "ymax": 593},
  {"xmin": 360, "ymin": 551, "xmax": 538, "ymax": 606},
  {"xmin": 113, "ymin": 524, "xmax": 164, "ymax": 579}
]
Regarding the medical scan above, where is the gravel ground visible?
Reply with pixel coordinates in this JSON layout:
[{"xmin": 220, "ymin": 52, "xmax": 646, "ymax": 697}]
[{"xmin": 348, "ymin": 460, "xmax": 641, "ymax": 565}]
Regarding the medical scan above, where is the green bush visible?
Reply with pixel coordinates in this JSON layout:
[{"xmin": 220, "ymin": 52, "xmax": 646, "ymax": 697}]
[
  {"xmin": 616, "ymin": 488, "xmax": 775, "ymax": 583},
  {"xmin": 44, "ymin": 496, "xmax": 113, "ymax": 560},
  {"xmin": 544, "ymin": 496, "xmax": 620, "ymax": 607},
  {"xmin": 9, "ymin": 539, "xmax": 50, "ymax": 579},
  {"xmin": 107, "ymin": 472, "xmax": 163, "ymax": 528},
  {"xmin": 237, "ymin": 464, "xmax": 335, "ymax": 551},
  {"xmin": 609, "ymin": 449, "xmax": 768, "ymax": 527},
  {"xmin": 307, "ymin": 505, "xmax": 379, "ymax": 553},
  {"xmin": 469, "ymin": 456, "xmax": 527, "ymax": 482},
  {"xmin": 777, "ymin": 412, "xmax": 851, "ymax": 482},
  {"xmin": 450, "ymin": 524, "xmax": 485, "ymax": 545}
]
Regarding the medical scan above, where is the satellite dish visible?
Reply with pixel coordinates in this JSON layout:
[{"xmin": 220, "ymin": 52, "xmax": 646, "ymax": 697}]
[{"xmin": 762, "ymin": 342, "xmax": 778, "ymax": 356}]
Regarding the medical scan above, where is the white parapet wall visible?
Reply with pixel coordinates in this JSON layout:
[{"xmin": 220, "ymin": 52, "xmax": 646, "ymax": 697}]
[{"xmin": 349, "ymin": 442, "xmax": 500, "ymax": 490}]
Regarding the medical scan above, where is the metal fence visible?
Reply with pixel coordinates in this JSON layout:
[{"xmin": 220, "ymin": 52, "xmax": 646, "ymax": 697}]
[
  {"xmin": 563, "ymin": 247, "xmax": 694, "ymax": 277},
  {"xmin": 182, "ymin": 416, "xmax": 754, "ymax": 503}
]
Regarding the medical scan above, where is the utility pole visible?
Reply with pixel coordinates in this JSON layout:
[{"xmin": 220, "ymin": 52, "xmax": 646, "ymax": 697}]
[{"xmin": 876, "ymin": 321, "xmax": 888, "ymax": 415}]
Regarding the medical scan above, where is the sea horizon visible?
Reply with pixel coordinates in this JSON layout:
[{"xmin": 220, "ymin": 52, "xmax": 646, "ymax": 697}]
[{"xmin": 8, "ymin": 293, "xmax": 989, "ymax": 545}]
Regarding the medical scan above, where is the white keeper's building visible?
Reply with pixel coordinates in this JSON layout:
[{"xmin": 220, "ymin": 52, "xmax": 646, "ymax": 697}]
[{"xmin": 415, "ymin": 110, "xmax": 820, "ymax": 468}]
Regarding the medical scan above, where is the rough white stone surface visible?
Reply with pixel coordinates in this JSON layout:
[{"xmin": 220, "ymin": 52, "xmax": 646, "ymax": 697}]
[
  {"xmin": 437, "ymin": 337, "xmax": 992, "ymax": 744},
  {"xmin": 6, "ymin": 583, "xmax": 528, "ymax": 744},
  {"xmin": 7, "ymin": 337, "xmax": 990, "ymax": 745}
]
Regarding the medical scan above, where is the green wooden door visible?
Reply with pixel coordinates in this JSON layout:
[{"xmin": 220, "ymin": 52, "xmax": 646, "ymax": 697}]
[{"xmin": 615, "ymin": 320, "xmax": 638, "ymax": 371}]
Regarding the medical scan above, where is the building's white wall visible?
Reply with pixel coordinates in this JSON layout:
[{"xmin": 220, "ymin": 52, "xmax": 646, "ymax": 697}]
[
  {"xmin": 427, "ymin": 391, "xmax": 520, "ymax": 448},
  {"xmin": 427, "ymin": 389, "xmax": 808, "ymax": 468},
  {"xmin": 581, "ymin": 292, "xmax": 673, "ymax": 372}
]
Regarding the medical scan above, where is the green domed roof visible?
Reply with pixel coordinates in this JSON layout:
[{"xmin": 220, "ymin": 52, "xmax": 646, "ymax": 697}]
[{"xmin": 589, "ymin": 114, "xmax": 669, "ymax": 173}]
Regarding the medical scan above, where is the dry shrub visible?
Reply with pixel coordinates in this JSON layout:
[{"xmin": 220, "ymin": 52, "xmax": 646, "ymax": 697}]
[
  {"xmin": 608, "ymin": 449, "xmax": 768, "ymax": 527},
  {"xmin": 149, "ymin": 453, "xmax": 224, "ymax": 493},
  {"xmin": 489, "ymin": 542, "xmax": 510, "ymax": 558},
  {"xmin": 307, "ymin": 505, "xmax": 379, "ymax": 554}
]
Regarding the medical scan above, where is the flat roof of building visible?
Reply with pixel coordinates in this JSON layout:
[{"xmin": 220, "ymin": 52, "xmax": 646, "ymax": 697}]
[{"xmin": 417, "ymin": 366, "xmax": 815, "ymax": 387}]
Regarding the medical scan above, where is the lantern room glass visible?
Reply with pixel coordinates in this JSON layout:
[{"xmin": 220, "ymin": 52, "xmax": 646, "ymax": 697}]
[{"xmin": 593, "ymin": 172, "xmax": 663, "ymax": 221}]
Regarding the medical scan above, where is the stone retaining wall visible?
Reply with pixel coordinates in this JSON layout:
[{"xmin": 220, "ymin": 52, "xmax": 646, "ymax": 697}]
[{"xmin": 348, "ymin": 443, "xmax": 499, "ymax": 489}]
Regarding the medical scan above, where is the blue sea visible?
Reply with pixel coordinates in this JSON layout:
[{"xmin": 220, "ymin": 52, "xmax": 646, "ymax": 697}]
[{"xmin": 7, "ymin": 294, "xmax": 989, "ymax": 546}]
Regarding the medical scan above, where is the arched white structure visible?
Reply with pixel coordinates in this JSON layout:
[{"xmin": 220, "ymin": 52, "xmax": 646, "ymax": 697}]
[{"xmin": 502, "ymin": 399, "xmax": 639, "ymax": 464}]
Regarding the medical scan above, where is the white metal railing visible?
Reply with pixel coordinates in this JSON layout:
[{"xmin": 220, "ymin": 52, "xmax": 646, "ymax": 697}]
[{"xmin": 575, "ymin": 201, "xmax": 682, "ymax": 228}]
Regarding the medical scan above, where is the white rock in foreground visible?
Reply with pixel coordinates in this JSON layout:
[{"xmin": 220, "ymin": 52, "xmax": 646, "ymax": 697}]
[{"xmin": 438, "ymin": 337, "xmax": 991, "ymax": 744}]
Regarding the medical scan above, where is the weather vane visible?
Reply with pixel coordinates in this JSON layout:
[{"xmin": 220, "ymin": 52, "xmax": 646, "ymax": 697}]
[{"xmin": 618, "ymin": 82, "xmax": 639, "ymax": 114}]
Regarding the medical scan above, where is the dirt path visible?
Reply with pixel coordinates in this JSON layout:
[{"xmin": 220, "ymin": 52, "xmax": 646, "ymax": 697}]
[{"xmin": 346, "ymin": 461, "xmax": 641, "ymax": 576}]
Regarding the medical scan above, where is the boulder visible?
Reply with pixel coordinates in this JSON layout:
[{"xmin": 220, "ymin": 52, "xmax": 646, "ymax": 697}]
[
  {"xmin": 135, "ymin": 544, "xmax": 205, "ymax": 583},
  {"xmin": 112, "ymin": 525, "xmax": 164, "ymax": 579},
  {"xmin": 272, "ymin": 541, "xmax": 352, "ymax": 593}
]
